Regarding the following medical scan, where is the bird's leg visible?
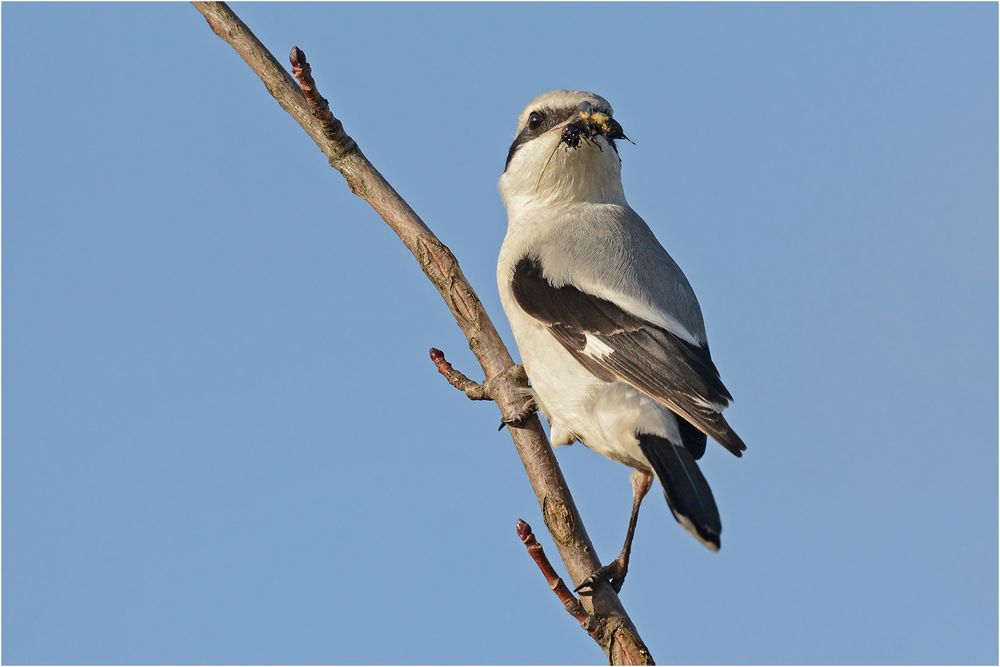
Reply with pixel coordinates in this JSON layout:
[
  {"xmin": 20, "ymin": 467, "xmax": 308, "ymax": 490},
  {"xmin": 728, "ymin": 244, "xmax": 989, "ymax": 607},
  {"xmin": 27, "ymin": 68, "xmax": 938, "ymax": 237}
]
[{"xmin": 575, "ymin": 469, "xmax": 654, "ymax": 595}]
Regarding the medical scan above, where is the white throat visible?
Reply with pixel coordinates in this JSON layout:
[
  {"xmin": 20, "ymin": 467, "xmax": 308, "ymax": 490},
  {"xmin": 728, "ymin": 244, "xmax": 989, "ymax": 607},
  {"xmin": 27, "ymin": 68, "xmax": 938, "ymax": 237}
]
[{"xmin": 499, "ymin": 133, "xmax": 627, "ymax": 218}]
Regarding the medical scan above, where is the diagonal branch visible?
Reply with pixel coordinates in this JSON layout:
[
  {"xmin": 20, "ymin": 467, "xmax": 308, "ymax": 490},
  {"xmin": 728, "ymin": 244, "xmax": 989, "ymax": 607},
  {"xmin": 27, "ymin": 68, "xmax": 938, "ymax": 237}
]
[{"xmin": 191, "ymin": 3, "xmax": 653, "ymax": 663}]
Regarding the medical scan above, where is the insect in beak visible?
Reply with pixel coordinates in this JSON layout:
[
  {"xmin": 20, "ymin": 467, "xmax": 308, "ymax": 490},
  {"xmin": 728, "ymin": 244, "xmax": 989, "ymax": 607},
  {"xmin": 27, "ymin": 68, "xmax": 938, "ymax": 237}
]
[{"xmin": 560, "ymin": 111, "xmax": 632, "ymax": 149}]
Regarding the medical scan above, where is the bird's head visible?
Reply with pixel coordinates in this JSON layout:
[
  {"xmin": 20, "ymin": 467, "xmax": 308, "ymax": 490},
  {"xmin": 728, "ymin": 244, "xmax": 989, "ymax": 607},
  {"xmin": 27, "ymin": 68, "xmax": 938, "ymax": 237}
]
[{"xmin": 499, "ymin": 90, "xmax": 630, "ymax": 208}]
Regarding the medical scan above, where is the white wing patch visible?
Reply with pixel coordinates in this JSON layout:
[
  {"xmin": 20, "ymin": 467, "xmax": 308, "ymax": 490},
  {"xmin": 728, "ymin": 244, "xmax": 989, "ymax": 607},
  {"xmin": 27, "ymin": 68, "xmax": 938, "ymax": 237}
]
[
  {"xmin": 582, "ymin": 334, "xmax": 614, "ymax": 359},
  {"xmin": 689, "ymin": 394, "xmax": 727, "ymax": 413}
]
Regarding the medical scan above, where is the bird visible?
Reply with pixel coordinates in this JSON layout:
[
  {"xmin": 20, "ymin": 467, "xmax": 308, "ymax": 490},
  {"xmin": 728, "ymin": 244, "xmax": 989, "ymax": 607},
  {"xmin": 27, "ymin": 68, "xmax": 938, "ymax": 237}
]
[{"xmin": 496, "ymin": 90, "xmax": 746, "ymax": 594}]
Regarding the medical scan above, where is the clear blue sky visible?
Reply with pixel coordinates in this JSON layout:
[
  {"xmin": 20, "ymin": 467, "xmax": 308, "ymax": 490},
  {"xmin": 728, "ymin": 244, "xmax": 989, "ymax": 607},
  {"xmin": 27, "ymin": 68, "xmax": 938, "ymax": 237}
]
[{"xmin": 3, "ymin": 2, "xmax": 997, "ymax": 664}]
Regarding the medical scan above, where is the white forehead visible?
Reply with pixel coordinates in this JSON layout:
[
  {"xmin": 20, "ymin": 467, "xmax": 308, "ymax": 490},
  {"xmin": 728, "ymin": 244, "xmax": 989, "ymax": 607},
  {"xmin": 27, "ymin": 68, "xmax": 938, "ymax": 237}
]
[{"xmin": 515, "ymin": 90, "xmax": 614, "ymax": 130}]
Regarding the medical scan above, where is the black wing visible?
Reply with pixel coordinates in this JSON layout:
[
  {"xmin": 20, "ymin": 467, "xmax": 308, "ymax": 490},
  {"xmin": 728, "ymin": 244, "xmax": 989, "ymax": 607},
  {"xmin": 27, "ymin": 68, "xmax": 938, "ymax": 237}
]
[{"xmin": 512, "ymin": 256, "xmax": 746, "ymax": 457}]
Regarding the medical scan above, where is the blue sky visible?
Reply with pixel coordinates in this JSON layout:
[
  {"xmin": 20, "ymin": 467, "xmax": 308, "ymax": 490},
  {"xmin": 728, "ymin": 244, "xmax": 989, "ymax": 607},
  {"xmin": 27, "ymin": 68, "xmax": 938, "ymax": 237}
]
[{"xmin": 3, "ymin": 2, "xmax": 997, "ymax": 664}]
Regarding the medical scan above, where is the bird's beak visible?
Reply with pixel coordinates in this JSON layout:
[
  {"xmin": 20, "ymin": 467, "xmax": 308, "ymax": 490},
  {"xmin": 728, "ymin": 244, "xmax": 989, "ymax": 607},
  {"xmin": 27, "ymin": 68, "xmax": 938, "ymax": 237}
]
[
  {"xmin": 580, "ymin": 111, "xmax": 628, "ymax": 141},
  {"xmin": 560, "ymin": 109, "xmax": 630, "ymax": 148}
]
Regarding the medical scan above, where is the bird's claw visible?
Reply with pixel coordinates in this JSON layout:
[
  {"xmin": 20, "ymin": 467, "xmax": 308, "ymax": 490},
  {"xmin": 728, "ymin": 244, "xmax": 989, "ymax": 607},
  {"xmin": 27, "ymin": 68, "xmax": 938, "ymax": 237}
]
[
  {"xmin": 574, "ymin": 557, "xmax": 628, "ymax": 596},
  {"xmin": 498, "ymin": 396, "xmax": 538, "ymax": 431},
  {"xmin": 493, "ymin": 365, "xmax": 536, "ymax": 430}
]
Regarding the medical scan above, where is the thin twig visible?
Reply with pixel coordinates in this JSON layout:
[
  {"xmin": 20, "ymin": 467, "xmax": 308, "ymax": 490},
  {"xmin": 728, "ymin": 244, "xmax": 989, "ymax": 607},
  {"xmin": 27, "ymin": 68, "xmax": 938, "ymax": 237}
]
[
  {"xmin": 191, "ymin": 4, "xmax": 653, "ymax": 663},
  {"xmin": 517, "ymin": 519, "xmax": 601, "ymax": 637},
  {"xmin": 288, "ymin": 46, "xmax": 356, "ymax": 157},
  {"xmin": 429, "ymin": 347, "xmax": 490, "ymax": 400}
]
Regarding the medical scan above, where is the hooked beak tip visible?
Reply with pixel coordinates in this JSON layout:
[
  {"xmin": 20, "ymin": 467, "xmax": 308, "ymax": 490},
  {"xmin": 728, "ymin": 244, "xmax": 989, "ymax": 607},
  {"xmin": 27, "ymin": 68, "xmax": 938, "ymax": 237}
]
[{"xmin": 563, "ymin": 110, "xmax": 630, "ymax": 147}]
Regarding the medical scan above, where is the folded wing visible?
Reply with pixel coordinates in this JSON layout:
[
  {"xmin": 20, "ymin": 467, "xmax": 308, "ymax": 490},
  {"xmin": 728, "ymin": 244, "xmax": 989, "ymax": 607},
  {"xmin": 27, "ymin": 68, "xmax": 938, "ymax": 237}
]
[{"xmin": 512, "ymin": 256, "xmax": 746, "ymax": 457}]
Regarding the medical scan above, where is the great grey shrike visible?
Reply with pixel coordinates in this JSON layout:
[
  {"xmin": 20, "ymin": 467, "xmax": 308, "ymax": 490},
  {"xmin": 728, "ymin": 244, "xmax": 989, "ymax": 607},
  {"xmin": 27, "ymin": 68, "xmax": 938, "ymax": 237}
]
[{"xmin": 496, "ymin": 90, "xmax": 746, "ymax": 593}]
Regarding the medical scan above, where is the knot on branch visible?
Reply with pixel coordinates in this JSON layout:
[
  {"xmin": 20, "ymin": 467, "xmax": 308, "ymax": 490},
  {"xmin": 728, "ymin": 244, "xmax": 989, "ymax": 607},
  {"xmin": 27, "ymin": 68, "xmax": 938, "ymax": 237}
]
[
  {"xmin": 543, "ymin": 496, "xmax": 577, "ymax": 546},
  {"xmin": 608, "ymin": 622, "xmax": 655, "ymax": 666},
  {"xmin": 417, "ymin": 237, "xmax": 481, "ymax": 326}
]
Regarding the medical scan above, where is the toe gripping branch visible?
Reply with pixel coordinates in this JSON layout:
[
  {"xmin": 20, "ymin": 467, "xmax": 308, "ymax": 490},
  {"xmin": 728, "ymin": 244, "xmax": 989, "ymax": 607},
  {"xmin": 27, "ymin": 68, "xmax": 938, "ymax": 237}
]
[
  {"xmin": 428, "ymin": 348, "xmax": 537, "ymax": 429},
  {"xmin": 516, "ymin": 519, "xmax": 600, "ymax": 637}
]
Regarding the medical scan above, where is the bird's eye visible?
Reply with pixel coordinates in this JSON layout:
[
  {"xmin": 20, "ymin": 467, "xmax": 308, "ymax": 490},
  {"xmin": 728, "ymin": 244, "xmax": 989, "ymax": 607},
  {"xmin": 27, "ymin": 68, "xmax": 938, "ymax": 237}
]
[{"xmin": 528, "ymin": 111, "xmax": 545, "ymax": 131}]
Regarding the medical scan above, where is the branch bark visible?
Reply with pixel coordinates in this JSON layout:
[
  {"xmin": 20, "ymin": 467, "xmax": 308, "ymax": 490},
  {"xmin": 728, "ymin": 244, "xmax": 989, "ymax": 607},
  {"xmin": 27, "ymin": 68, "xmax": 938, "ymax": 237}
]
[{"xmin": 192, "ymin": 3, "xmax": 653, "ymax": 663}]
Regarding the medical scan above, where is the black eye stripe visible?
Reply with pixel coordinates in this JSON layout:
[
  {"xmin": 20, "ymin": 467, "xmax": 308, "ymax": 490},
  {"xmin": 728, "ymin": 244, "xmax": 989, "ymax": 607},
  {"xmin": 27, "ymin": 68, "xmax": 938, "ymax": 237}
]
[
  {"xmin": 503, "ymin": 104, "xmax": 616, "ymax": 172},
  {"xmin": 533, "ymin": 107, "xmax": 573, "ymax": 135},
  {"xmin": 504, "ymin": 128, "xmax": 535, "ymax": 171},
  {"xmin": 504, "ymin": 136, "xmax": 525, "ymax": 172}
]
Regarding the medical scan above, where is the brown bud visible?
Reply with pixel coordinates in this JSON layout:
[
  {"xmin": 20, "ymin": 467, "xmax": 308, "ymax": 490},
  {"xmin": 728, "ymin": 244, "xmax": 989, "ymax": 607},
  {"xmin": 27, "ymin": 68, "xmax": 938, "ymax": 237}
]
[{"xmin": 516, "ymin": 518, "xmax": 532, "ymax": 541}]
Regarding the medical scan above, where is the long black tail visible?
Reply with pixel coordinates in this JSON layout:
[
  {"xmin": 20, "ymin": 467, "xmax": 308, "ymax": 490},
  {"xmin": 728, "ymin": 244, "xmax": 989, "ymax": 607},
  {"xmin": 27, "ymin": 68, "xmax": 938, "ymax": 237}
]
[{"xmin": 637, "ymin": 432, "xmax": 721, "ymax": 551}]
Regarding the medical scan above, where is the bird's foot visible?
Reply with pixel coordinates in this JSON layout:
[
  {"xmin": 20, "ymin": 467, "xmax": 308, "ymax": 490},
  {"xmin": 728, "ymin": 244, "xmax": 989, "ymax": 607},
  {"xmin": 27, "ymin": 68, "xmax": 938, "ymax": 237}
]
[
  {"xmin": 486, "ymin": 365, "xmax": 536, "ymax": 430},
  {"xmin": 498, "ymin": 393, "xmax": 538, "ymax": 431},
  {"xmin": 574, "ymin": 554, "xmax": 629, "ymax": 596},
  {"xmin": 429, "ymin": 353, "xmax": 537, "ymax": 430}
]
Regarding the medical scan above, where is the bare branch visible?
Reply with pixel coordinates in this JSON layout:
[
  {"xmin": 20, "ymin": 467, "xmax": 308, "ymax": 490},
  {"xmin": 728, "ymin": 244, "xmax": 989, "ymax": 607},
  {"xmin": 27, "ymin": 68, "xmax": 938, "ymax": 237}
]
[{"xmin": 192, "ymin": 3, "xmax": 653, "ymax": 663}]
